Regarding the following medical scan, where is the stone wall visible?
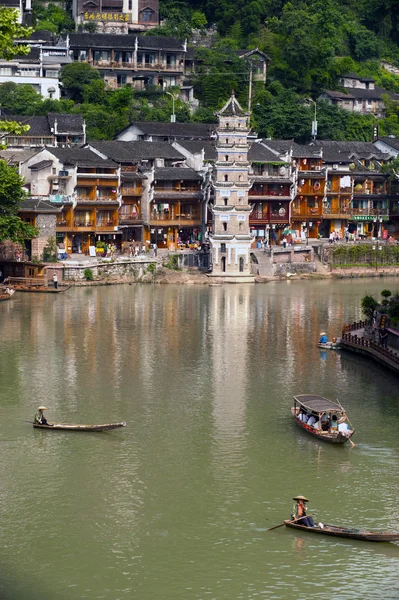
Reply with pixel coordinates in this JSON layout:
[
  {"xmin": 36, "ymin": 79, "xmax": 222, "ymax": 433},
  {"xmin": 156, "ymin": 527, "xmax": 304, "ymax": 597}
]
[
  {"xmin": 31, "ymin": 214, "xmax": 57, "ymax": 260},
  {"xmin": 63, "ymin": 258, "xmax": 158, "ymax": 281}
]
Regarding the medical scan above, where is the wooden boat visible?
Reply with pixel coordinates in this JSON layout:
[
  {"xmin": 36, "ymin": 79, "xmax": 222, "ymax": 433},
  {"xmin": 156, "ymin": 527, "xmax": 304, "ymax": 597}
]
[
  {"xmin": 284, "ymin": 520, "xmax": 399, "ymax": 542},
  {"xmin": 33, "ymin": 421, "xmax": 126, "ymax": 432},
  {"xmin": 292, "ymin": 394, "xmax": 355, "ymax": 444},
  {"xmin": 13, "ymin": 285, "xmax": 71, "ymax": 293},
  {"xmin": 318, "ymin": 337, "xmax": 341, "ymax": 350},
  {"xmin": 0, "ymin": 288, "xmax": 15, "ymax": 301}
]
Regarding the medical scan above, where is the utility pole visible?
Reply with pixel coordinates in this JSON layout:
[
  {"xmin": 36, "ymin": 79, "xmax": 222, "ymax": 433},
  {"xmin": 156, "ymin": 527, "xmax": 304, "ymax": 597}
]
[
  {"xmin": 248, "ymin": 61, "xmax": 253, "ymax": 113},
  {"xmin": 165, "ymin": 91, "xmax": 176, "ymax": 122}
]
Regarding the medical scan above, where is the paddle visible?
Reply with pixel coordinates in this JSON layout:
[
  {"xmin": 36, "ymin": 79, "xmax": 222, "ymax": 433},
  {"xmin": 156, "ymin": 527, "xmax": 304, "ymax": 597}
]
[{"xmin": 268, "ymin": 514, "xmax": 314, "ymax": 531}]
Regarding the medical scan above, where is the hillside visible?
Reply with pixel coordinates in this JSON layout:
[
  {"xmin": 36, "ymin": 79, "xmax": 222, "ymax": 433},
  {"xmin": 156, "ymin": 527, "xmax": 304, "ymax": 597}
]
[{"xmin": 4, "ymin": 0, "xmax": 399, "ymax": 142}]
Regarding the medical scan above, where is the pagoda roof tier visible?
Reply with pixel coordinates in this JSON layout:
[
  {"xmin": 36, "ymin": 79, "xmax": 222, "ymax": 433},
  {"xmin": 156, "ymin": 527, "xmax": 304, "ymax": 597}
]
[{"xmin": 217, "ymin": 93, "xmax": 249, "ymax": 117}]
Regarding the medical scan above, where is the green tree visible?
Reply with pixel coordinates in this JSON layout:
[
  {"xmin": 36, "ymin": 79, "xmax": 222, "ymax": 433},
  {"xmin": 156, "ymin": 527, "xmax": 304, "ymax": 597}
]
[
  {"xmin": 361, "ymin": 295, "xmax": 379, "ymax": 320},
  {"xmin": 60, "ymin": 63, "xmax": 101, "ymax": 103},
  {"xmin": 0, "ymin": 82, "xmax": 43, "ymax": 114},
  {"xmin": 0, "ymin": 160, "xmax": 38, "ymax": 243},
  {"xmin": 0, "ymin": 7, "xmax": 32, "ymax": 60}
]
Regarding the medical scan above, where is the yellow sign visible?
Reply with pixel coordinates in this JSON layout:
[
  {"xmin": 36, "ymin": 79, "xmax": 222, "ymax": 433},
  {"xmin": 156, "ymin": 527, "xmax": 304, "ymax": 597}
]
[{"xmin": 84, "ymin": 11, "xmax": 130, "ymax": 21}]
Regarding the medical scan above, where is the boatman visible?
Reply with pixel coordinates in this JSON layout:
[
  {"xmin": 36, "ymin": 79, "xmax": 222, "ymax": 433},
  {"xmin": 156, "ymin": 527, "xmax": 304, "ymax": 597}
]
[
  {"xmin": 34, "ymin": 406, "xmax": 49, "ymax": 425},
  {"xmin": 293, "ymin": 495, "xmax": 315, "ymax": 527},
  {"xmin": 319, "ymin": 332, "xmax": 328, "ymax": 344}
]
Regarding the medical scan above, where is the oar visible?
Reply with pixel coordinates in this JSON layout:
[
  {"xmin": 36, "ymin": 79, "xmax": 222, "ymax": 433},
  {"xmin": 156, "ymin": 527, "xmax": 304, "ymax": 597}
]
[{"xmin": 268, "ymin": 514, "xmax": 314, "ymax": 531}]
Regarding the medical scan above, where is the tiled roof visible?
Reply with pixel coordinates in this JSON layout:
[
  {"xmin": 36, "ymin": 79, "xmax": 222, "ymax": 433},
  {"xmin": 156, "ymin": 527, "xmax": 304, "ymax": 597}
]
[
  {"xmin": 19, "ymin": 198, "xmax": 60, "ymax": 213},
  {"xmin": 320, "ymin": 90, "xmax": 355, "ymax": 100},
  {"xmin": 236, "ymin": 48, "xmax": 271, "ymax": 61},
  {"xmin": 376, "ymin": 137, "xmax": 399, "ymax": 151},
  {"xmin": 89, "ymin": 141, "xmax": 184, "ymax": 161},
  {"xmin": 311, "ymin": 140, "xmax": 388, "ymax": 161},
  {"xmin": 0, "ymin": 115, "xmax": 51, "ymax": 136},
  {"xmin": 174, "ymin": 140, "xmax": 217, "ymax": 160},
  {"xmin": 154, "ymin": 167, "xmax": 201, "ymax": 181},
  {"xmin": 0, "ymin": 113, "xmax": 85, "ymax": 136},
  {"xmin": 29, "ymin": 160, "xmax": 53, "ymax": 170},
  {"xmin": 341, "ymin": 73, "xmax": 375, "ymax": 82},
  {"xmin": 121, "ymin": 171, "xmax": 146, "ymax": 180},
  {"xmin": 248, "ymin": 143, "xmax": 284, "ymax": 162},
  {"xmin": 122, "ymin": 121, "xmax": 215, "ymax": 139},
  {"xmin": 260, "ymin": 139, "xmax": 294, "ymax": 154},
  {"xmin": 0, "ymin": 149, "xmax": 37, "ymax": 164},
  {"xmin": 48, "ymin": 147, "xmax": 117, "ymax": 167},
  {"xmin": 0, "ymin": 0, "xmax": 20, "ymax": 6},
  {"xmin": 69, "ymin": 33, "xmax": 184, "ymax": 51},
  {"xmin": 218, "ymin": 94, "xmax": 249, "ymax": 117},
  {"xmin": 47, "ymin": 113, "xmax": 85, "ymax": 134}
]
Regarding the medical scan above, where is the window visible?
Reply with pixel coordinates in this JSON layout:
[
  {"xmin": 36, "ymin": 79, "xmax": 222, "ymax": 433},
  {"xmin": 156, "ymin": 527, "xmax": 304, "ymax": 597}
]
[
  {"xmin": 239, "ymin": 222, "xmax": 243, "ymax": 231},
  {"xmin": 0, "ymin": 67, "xmax": 12, "ymax": 76},
  {"xmin": 117, "ymin": 74, "xmax": 127, "ymax": 85},
  {"xmin": 224, "ymin": 174, "xmax": 228, "ymax": 182},
  {"xmin": 223, "ymin": 222, "xmax": 227, "ymax": 232},
  {"xmin": 225, "ymin": 155, "xmax": 229, "ymax": 161},
  {"xmin": 128, "ymin": 0, "xmax": 132, "ymax": 8},
  {"xmin": 141, "ymin": 8, "xmax": 154, "ymax": 22},
  {"xmin": 224, "ymin": 198, "xmax": 228, "ymax": 206},
  {"xmin": 239, "ymin": 256, "xmax": 244, "ymax": 272},
  {"xmin": 45, "ymin": 70, "xmax": 58, "ymax": 78},
  {"xmin": 221, "ymin": 243, "xmax": 226, "ymax": 253}
]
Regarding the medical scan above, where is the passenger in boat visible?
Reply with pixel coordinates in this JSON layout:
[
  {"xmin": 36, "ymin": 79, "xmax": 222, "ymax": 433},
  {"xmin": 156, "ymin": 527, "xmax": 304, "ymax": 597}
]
[
  {"xmin": 298, "ymin": 411, "xmax": 308, "ymax": 423},
  {"xmin": 330, "ymin": 415, "xmax": 339, "ymax": 432},
  {"xmin": 319, "ymin": 332, "xmax": 328, "ymax": 344},
  {"xmin": 34, "ymin": 406, "xmax": 48, "ymax": 425},
  {"xmin": 338, "ymin": 422, "xmax": 352, "ymax": 436},
  {"xmin": 307, "ymin": 415, "xmax": 316, "ymax": 427},
  {"xmin": 321, "ymin": 413, "xmax": 330, "ymax": 431},
  {"xmin": 293, "ymin": 496, "xmax": 315, "ymax": 527}
]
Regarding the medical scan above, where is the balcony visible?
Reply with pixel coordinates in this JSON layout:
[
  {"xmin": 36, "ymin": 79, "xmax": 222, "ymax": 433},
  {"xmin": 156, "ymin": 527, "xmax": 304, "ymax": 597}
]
[
  {"xmin": 326, "ymin": 186, "xmax": 352, "ymax": 194},
  {"xmin": 121, "ymin": 186, "xmax": 143, "ymax": 196},
  {"xmin": 351, "ymin": 208, "xmax": 389, "ymax": 216},
  {"xmin": 96, "ymin": 220, "xmax": 117, "ymax": 231},
  {"xmin": 150, "ymin": 209, "xmax": 201, "ymax": 226},
  {"xmin": 353, "ymin": 185, "xmax": 387, "ymax": 196},
  {"xmin": 291, "ymin": 206, "xmax": 322, "ymax": 218},
  {"xmin": 73, "ymin": 221, "xmax": 95, "ymax": 231}
]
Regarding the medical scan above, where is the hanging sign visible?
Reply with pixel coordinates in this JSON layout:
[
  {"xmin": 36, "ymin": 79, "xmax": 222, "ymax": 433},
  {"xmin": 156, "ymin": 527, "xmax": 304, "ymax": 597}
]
[
  {"xmin": 220, "ymin": 214, "xmax": 230, "ymax": 221},
  {"xmin": 237, "ymin": 215, "xmax": 246, "ymax": 221}
]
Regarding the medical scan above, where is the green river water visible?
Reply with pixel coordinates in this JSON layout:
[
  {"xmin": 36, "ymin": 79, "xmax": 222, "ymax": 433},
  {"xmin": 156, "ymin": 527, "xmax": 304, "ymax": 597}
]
[{"xmin": 0, "ymin": 279, "xmax": 398, "ymax": 600}]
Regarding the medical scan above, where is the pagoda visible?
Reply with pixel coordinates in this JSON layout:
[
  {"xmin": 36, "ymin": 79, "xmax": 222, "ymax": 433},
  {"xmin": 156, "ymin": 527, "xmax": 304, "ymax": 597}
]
[{"xmin": 209, "ymin": 93, "xmax": 254, "ymax": 281}]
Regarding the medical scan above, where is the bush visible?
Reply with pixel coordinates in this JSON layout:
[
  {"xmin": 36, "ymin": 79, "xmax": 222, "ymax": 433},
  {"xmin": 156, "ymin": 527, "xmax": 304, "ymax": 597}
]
[
  {"xmin": 83, "ymin": 268, "xmax": 94, "ymax": 281},
  {"xmin": 147, "ymin": 262, "xmax": 156, "ymax": 274},
  {"xmin": 164, "ymin": 254, "xmax": 180, "ymax": 270}
]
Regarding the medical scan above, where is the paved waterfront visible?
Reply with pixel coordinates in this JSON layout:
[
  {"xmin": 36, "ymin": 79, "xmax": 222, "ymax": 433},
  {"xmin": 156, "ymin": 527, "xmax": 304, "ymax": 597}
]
[{"xmin": 0, "ymin": 280, "xmax": 399, "ymax": 600}]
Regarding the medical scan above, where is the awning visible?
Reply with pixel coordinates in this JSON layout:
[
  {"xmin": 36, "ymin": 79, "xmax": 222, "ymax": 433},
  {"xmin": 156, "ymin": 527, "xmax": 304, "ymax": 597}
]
[{"xmin": 293, "ymin": 394, "xmax": 345, "ymax": 413}]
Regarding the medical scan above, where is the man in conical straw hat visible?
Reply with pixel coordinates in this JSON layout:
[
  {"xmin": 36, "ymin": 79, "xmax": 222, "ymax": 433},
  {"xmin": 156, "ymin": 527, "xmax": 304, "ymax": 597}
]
[{"xmin": 34, "ymin": 406, "xmax": 49, "ymax": 425}]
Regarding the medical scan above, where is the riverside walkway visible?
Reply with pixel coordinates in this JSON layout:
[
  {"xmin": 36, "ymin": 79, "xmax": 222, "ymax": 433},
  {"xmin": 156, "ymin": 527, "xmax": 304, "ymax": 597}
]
[{"xmin": 341, "ymin": 321, "xmax": 399, "ymax": 375}]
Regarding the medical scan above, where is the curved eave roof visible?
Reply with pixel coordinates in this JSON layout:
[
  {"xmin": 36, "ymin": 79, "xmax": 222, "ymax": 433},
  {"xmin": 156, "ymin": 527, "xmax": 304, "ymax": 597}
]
[{"xmin": 293, "ymin": 394, "xmax": 345, "ymax": 413}]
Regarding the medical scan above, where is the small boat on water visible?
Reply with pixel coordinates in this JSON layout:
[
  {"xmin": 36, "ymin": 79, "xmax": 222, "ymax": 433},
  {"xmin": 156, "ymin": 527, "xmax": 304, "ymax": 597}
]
[
  {"xmin": 33, "ymin": 422, "xmax": 126, "ymax": 432},
  {"xmin": 284, "ymin": 520, "xmax": 399, "ymax": 542},
  {"xmin": 318, "ymin": 338, "xmax": 341, "ymax": 350},
  {"xmin": 292, "ymin": 394, "xmax": 355, "ymax": 444},
  {"xmin": 0, "ymin": 288, "xmax": 15, "ymax": 301}
]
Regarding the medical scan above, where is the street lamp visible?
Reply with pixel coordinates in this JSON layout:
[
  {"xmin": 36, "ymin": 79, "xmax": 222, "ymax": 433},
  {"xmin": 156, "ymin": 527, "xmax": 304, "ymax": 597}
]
[
  {"xmin": 305, "ymin": 98, "xmax": 317, "ymax": 140},
  {"xmin": 165, "ymin": 91, "xmax": 176, "ymax": 123}
]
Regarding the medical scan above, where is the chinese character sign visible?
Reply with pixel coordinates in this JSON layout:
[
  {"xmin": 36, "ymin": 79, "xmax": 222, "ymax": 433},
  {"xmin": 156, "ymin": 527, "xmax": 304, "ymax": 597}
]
[{"xmin": 84, "ymin": 11, "xmax": 130, "ymax": 21}]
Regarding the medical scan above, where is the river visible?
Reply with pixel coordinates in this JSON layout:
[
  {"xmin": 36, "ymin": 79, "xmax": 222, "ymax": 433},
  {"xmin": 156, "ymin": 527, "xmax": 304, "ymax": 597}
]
[{"xmin": 0, "ymin": 279, "xmax": 399, "ymax": 600}]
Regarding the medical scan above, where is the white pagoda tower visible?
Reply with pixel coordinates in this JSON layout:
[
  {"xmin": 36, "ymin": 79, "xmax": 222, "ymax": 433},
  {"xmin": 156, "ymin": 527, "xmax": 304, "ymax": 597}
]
[{"xmin": 209, "ymin": 93, "xmax": 254, "ymax": 282}]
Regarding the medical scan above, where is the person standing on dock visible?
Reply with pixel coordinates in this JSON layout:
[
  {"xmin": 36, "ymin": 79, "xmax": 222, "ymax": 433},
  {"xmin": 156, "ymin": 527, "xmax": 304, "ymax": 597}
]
[
  {"xmin": 52, "ymin": 273, "xmax": 58, "ymax": 289},
  {"xmin": 379, "ymin": 326, "xmax": 389, "ymax": 348}
]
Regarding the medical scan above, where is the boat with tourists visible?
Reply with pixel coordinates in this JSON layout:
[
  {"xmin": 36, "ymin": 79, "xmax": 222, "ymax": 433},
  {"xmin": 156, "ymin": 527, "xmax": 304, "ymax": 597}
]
[
  {"xmin": 284, "ymin": 520, "xmax": 399, "ymax": 542},
  {"xmin": 292, "ymin": 394, "xmax": 355, "ymax": 444}
]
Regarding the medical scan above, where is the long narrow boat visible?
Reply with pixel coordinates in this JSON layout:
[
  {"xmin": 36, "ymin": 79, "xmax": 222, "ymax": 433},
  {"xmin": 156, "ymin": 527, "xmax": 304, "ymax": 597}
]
[
  {"xmin": 33, "ymin": 422, "xmax": 126, "ymax": 432},
  {"xmin": 292, "ymin": 394, "xmax": 355, "ymax": 444},
  {"xmin": 284, "ymin": 520, "xmax": 399, "ymax": 542}
]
